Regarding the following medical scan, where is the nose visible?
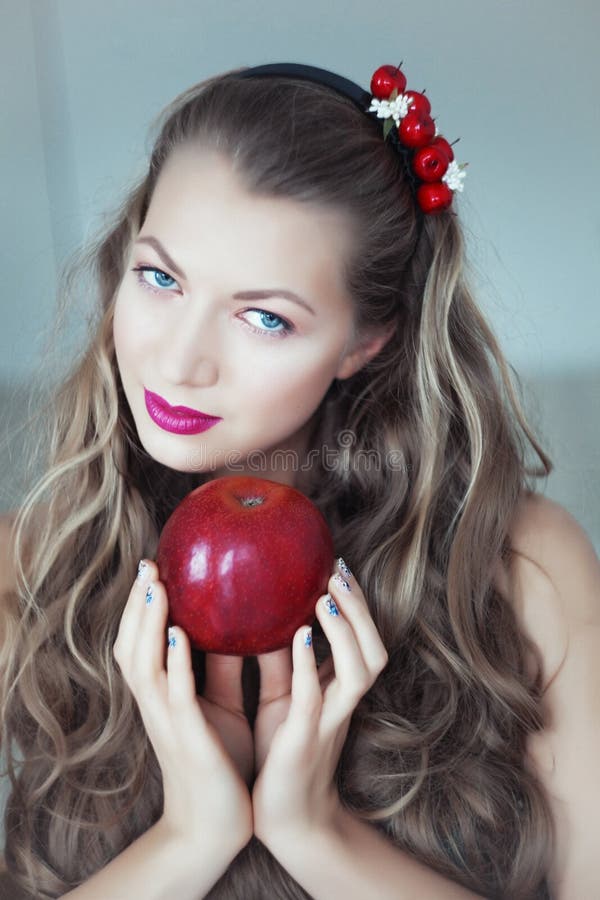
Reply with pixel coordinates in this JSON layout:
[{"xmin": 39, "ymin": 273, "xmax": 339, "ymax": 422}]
[{"xmin": 157, "ymin": 302, "xmax": 219, "ymax": 388}]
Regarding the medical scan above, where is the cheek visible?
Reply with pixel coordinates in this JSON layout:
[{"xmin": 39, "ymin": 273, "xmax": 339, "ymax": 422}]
[
  {"xmin": 112, "ymin": 288, "xmax": 156, "ymax": 364},
  {"xmin": 112, "ymin": 290, "xmax": 134, "ymax": 357},
  {"xmin": 243, "ymin": 351, "xmax": 337, "ymax": 418},
  {"xmin": 112, "ymin": 300, "xmax": 128, "ymax": 382}
]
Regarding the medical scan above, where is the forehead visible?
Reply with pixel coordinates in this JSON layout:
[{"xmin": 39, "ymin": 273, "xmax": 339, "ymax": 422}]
[{"xmin": 143, "ymin": 144, "xmax": 356, "ymax": 297}]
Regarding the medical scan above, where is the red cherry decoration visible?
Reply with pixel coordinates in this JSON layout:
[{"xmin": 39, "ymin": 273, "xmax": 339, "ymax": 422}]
[
  {"xmin": 404, "ymin": 90, "xmax": 431, "ymax": 116},
  {"xmin": 370, "ymin": 65, "xmax": 407, "ymax": 100},
  {"xmin": 398, "ymin": 111, "xmax": 436, "ymax": 148},
  {"xmin": 412, "ymin": 144, "xmax": 450, "ymax": 182},
  {"xmin": 430, "ymin": 135, "xmax": 454, "ymax": 162},
  {"xmin": 416, "ymin": 182, "xmax": 453, "ymax": 214},
  {"xmin": 368, "ymin": 62, "xmax": 465, "ymax": 214}
]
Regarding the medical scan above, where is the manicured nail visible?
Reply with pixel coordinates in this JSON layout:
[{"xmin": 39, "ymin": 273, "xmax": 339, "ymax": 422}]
[
  {"xmin": 137, "ymin": 560, "xmax": 148, "ymax": 580},
  {"xmin": 333, "ymin": 573, "xmax": 351, "ymax": 592},
  {"xmin": 145, "ymin": 585, "xmax": 154, "ymax": 606},
  {"xmin": 323, "ymin": 594, "xmax": 339, "ymax": 616},
  {"xmin": 337, "ymin": 557, "xmax": 352, "ymax": 579},
  {"xmin": 304, "ymin": 627, "xmax": 313, "ymax": 648},
  {"xmin": 168, "ymin": 627, "xmax": 177, "ymax": 648}
]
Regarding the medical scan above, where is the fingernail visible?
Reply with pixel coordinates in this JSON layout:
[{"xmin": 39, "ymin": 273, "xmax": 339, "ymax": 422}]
[
  {"xmin": 137, "ymin": 560, "xmax": 148, "ymax": 580},
  {"xmin": 145, "ymin": 584, "xmax": 154, "ymax": 606},
  {"xmin": 337, "ymin": 557, "xmax": 352, "ymax": 579},
  {"xmin": 333, "ymin": 573, "xmax": 351, "ymax": 592},
  {"xmin": 304, "ymin": 627, "xmax": 313, "ymax": 648},
  {"xmin": 168, "ymin": 627, "xmax": 177, "ymax": 648},
  {"xmin": 323, "ymin": 594, "xmax": 339, "ymax": 616}
]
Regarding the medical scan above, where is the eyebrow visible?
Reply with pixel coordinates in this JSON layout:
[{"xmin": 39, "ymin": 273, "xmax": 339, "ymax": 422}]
[{"xmin": 134, "ymin": 235, "xmax": 316, "ymax": 315}]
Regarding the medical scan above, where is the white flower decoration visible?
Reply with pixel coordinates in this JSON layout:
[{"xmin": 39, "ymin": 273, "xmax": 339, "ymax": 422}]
[
  {"xmin": 368, "ymin": 92, "xmax": 411, "ymax": 126},
  {"xmin": 442, "ymin": 160, "xmax": 467, "ymax": 192}
]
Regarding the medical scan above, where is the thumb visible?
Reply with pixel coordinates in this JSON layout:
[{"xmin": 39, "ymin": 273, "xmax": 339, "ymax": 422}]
[
  {"xmin": 204, "ymin": 653, "xmax": 245, "ymax": 714},
  {"xmin": 256, "ymin": 645, "xmax": 293, "ymax": 704}
]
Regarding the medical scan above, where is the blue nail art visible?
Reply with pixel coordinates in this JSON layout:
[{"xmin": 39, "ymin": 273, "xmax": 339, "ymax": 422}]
[
  {"xmin": 168, "ymin": 627, "xmax": 177, "ymax": 648},
  {"xmin": 323, "ymin": 594, "xmax": 339, "ymax": 616},
  {"xmin": 333, "ymin": 573, "xmax": 351, "ymax": 592},
  {"xmin": 337, "ymin": 557, "xmax": 352, "ymax": 579},
  {"xmin": 145, "ymin": 585, "xmax": 154, "ymax": 605},
  {"xmin": 137, "ymin": 560, "xmax": 147, "ymax": 580},
  {"xmin": 304, "ymin": 628, "xmax": 313, "ymax": 648}
]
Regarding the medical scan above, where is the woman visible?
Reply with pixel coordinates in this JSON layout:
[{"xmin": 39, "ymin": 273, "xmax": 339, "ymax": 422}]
[{"xmin": 1, "ymin": 61, "xmax": 598, "ymax": 899}]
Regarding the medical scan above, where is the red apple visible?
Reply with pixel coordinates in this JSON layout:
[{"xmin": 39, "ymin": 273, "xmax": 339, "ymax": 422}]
[
  {"xmin": 398, "ymin": 111, "xmax": 436, "ymax": 148},
  {"xmin": 416, "ymin": 181, "xmax": 453, "ymax": 214},
  {"xmin": 370, "ymin": 64, "xmax": 407, "ymax": 99},
  {"xmin": 430, "ymin": 135, "xmax": 455, "ymax": 162},
  {"xmin": 412, "ymin": 144, "xmax": 450, "ymax": 182},
  {"xmin": 156, "ymin": 475, "xmax": 334, "ymax": 655},
  {"xmin": 404, "ymin": 90, "xmax": 431, "ymax": 116}
]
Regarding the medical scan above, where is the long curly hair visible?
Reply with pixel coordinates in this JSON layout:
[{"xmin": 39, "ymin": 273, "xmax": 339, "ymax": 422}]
[{"xmin": 0, "ymin": 65, "xmax": 555, "ymax": 898}]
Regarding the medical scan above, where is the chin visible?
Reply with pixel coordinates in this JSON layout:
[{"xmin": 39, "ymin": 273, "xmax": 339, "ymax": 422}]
[{"xmin": 134, "ymin": 430, "xmax": 200, "ymax": 474}]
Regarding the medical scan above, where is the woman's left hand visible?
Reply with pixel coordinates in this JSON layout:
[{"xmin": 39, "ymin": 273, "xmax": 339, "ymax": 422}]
[{"xmin": 251, "ymin": 558, "xmax": 389, "ymax": 846}]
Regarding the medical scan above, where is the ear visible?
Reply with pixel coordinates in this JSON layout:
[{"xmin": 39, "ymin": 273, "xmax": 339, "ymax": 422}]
[{"xmin": 335, "ymin": 325, "xmax": 395, "ymax": 381}]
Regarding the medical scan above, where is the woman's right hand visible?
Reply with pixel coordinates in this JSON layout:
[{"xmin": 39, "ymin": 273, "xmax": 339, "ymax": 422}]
[{"xmin": 112, "ymin": 558, "xmax": 254, "ymax": 853}]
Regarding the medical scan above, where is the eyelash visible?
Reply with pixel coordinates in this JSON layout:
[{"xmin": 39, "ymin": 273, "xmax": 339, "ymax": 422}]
[{"xmin": 131, "ymin": 265, "xmax": 295, "ymax": 339}]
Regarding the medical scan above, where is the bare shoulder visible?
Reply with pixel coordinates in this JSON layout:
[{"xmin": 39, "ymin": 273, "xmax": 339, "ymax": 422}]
[
  {"xmin": 506, "ymin": 491, "xmax": 599, "ymax": 622},
  {"xmin": 501, "ymin": 500, "xmax": 600, "ymax": 896},
  {"xmin": 492, "ymin": 492, "xmax": 600, "ymax": 894},
  {"xmin": 493, "ymin": 491, "xmax": 599, "ymax": 692}
]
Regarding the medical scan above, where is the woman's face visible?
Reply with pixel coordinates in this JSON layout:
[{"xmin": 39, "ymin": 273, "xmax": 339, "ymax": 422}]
[{"xmin": 113, "ymin": 144, "xmax": 389, "ymax": 487}]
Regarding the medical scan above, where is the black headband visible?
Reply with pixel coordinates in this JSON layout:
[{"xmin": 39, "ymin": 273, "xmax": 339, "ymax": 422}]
[
  {"xmin": 234, "ymin": 62, "xmax": 372, "ymax": 113},
  {"xmin": 233, "ymin": 61, "xmax": 418, "ymax": 194},
  {"xmin": 232, "ymin": 61, "xmax": 466, "ymax": 215}
]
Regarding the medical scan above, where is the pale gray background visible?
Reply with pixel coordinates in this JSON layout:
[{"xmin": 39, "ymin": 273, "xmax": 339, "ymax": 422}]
[
  {"xmin": 1, "ymin": 0, "xmax": 599, "ymax": 538},
  {"xmin": 0, "ymin": 0, "xmax": 599, "ymax": 857}
]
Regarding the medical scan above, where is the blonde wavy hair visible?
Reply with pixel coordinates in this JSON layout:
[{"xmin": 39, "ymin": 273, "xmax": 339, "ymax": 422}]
[{"xmin": 0, "ymin": 66, "xmax": 554, "ymax": 898}]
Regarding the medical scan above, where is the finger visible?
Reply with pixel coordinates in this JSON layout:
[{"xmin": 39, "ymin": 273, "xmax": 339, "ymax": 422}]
[
  {"xmin": 167, "ymin": 630, "xmax": 236, "ymax": 772},
  {"xmin": 316, "ymin": 592, "xmax": 370, "ymax": 715},
  {"xmin": 132, "ymin": 578, "xmax": 169, "ymax": 682},
  {"xmin": 327, "ymin": 567, "xmax": 389, "ymax": 674},
  {"xmin": 165, "ymin": 626, "xmax": 197, "ymax": 706},
  {"xmin": 114, "ymin": 558, "xmax": 157, "ymax": 660},
  {"xmin": 290, "ymin": 625, "xmax": 321, "ymax": 714},
  {"xmin": 284, "ymin": 625, "xmax": 321, "ymax": 745},
  {"xmin": 204, "ymin": 653, "xmax": 245, "ymax": 714},
  {"xmin": 256, "ymin": 645, "xmax": 293, "ymax": 704}
]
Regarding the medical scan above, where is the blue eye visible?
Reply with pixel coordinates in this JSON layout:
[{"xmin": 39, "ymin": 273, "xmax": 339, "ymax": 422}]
[
  {"xmin": 242, "ymin": 310, "xmax": 293, "ymax": 339},
  {"xmin": 131, "ymin": 265, "xmax": 295, "ymax": 340},
  {"xmin": 133, "ymin": 266, "xmax": 177, "ymax": 291}
]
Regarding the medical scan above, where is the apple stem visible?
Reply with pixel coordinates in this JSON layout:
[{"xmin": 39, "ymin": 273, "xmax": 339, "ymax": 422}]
[{"xmin": 239, "ymin": 496, "xmax": 265, "ymax": 508}]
